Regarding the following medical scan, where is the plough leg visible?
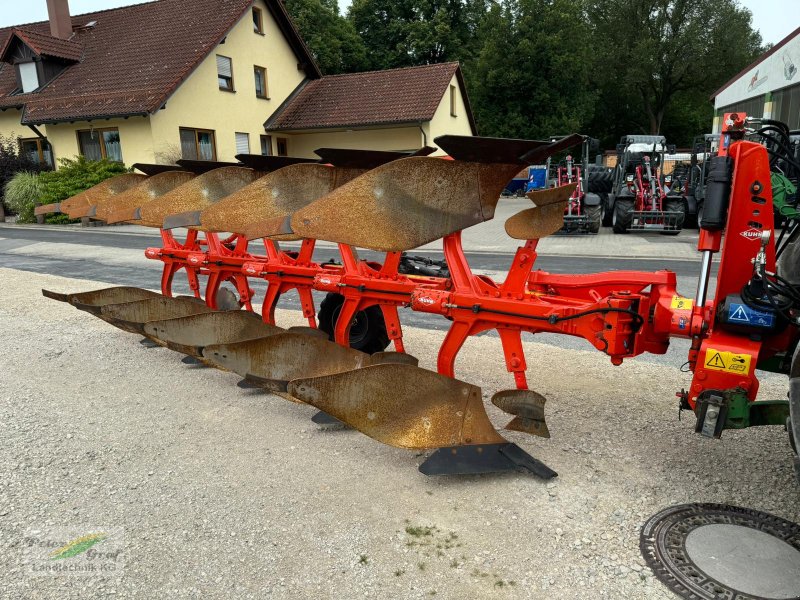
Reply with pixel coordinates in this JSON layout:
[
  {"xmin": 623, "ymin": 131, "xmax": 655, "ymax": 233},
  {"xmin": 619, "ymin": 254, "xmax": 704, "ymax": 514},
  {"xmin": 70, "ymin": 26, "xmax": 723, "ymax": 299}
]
[
  {"xmin": 297, "ymin": 287, "xmax": 317, "ymax": 327},
  {"xmin": 333, "ymin": 296, "xmax": 362, "ymax": 347},
  {"xmin": 437, "ymin": 321, "xmax": 474, "ymax": 378},
  {"xmin": 497, "ymin": 328, "xmax": 528, "ymax": 390},
  {"xmin": 380, "ymin": 304, "xmax": 405, "ymax": 353},
  {"xmin": 185, "ymin": 265, "xmax": 201, "ymax": 299},
  {"xmin": 205, "ymin": 271, "xmax": 223, "ymax": 310},
  {"xmin": 261, "ymin": 284, "xmax": 282, "ymax": 325},
  {"xmin": 229, "ymin": 274, "xmax": 254, "ymax": 311},
  {"xmin": 160, "ymin": 263, "xmax": 180, "ymax": 298}
]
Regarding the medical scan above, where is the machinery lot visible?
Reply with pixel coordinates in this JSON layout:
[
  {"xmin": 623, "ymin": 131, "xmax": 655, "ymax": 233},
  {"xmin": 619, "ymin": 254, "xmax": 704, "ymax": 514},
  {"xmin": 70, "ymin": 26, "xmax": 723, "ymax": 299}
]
[{"xmin": 1, "ymin": 267, "xmax": 798, "ymax": 599}]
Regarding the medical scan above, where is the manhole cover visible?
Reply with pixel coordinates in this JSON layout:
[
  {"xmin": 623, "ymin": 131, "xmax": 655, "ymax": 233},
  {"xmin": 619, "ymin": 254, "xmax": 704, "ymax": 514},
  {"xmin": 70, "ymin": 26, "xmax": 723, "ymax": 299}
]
[{"xmin": 640, "ymin": 503, "xmax": 800, "ymax": 600}]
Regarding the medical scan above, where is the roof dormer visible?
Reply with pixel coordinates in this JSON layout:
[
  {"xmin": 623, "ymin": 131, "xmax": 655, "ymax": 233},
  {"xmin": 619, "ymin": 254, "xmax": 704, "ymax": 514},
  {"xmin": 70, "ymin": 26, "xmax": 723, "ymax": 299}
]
[{"xmin": 0, "ymin": 28, "xmax": 81, "ymax": 94}]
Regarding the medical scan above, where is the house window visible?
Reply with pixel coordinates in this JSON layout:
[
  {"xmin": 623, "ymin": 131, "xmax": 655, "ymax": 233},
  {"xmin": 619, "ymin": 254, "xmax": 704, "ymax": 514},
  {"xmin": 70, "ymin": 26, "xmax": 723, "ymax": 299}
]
[
  {"xmin": 450, "ymin": 85, "xmax": 457, "ymax": 117},
  {"xmin": 77, "ymin": 128, "xmax": 122, "ymax": 162},
  {"xmin": 179, "ymin": 127, "xmax": 217, "ymax": 161},
  {"xmin": 260, "ymin": 135, "xmax": 272, "ymax": 156},
  {"xmin": 235, "ymin": 132, "xmax": 250, "ymax": 155},
  {"xmin": 253, "ymin": 7, "xmax": 264, "ymax": 34},
  {"xmin": 254, "ymin": 66, "xmax": 268, "ymax": 99},
  {"xmin": 19, "ymin": 137, "xmax": 53, "ymax": 168},
  {"xmin": 276, "ymin": 137, "xmax": 288, "ymax": 157},
  {"xmin": 18, "ymin": 62, "xmax": 40, "ymax": 93},
  {"xmin": 216, "ymin": 55, "xmax": 234, "ymax": 92}
]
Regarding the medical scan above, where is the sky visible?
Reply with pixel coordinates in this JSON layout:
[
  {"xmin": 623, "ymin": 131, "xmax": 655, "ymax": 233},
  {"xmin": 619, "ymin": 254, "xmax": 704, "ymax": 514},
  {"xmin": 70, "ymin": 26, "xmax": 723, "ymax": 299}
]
[{"xmin": 0, "ymin": 0, "xmax": 796, "ymax": 45}]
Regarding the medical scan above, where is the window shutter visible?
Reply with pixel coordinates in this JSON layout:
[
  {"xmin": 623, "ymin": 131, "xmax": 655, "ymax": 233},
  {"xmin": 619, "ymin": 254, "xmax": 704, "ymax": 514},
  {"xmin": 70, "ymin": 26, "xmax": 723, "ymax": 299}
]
[
  {"xmin": 19, "ymin": 62, "xmax": 40, "ymax": 93},
  {"xmin": 216, "ymin": 55, "xmax": 232, "ymax": 78},
  {"xmin": 235, "ymin": 132, "xmax": 250, "ymax": 155},
  {"xmin": 180, "ymin": 129, "xmax": 197, "ymax": 160}
]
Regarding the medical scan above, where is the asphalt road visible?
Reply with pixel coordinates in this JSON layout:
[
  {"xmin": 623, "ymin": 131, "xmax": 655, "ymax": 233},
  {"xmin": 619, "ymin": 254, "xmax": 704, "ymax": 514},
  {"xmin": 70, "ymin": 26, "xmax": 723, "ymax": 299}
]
[{"xmin": 0, "ymin": 223, "xmax": 704, "ymax": 367}]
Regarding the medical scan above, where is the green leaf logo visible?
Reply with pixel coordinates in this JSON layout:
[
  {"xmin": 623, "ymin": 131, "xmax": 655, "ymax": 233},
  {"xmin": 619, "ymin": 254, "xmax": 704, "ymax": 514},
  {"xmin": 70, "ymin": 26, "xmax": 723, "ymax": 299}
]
[{"xmin": 50, "ymin": 533, "xmax": 108, "ymax": 560}]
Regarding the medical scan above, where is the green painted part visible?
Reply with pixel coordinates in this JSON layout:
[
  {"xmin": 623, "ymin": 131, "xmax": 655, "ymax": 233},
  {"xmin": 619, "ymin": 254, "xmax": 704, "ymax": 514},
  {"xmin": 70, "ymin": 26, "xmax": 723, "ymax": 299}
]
[
  {"xmin": 772, "ymin": 172, "xmax": 799, "ymax": 219},
  {"xmin": 724, "ymin": 391, "xmax": 789, "ymax": 429}
]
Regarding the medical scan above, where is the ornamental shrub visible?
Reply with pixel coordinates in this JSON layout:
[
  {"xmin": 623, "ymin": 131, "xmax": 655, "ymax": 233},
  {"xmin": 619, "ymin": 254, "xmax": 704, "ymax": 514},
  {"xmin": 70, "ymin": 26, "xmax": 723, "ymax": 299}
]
[
  {"xmin": 0, "ymin": 135, "xmax": 49, "ymax": 217},
  {"xmin": 3, "ymin": 171, "xmax": 42, "ymax": 223},
  {"xmin": 38, "ymin": 156, "xmax": 129, "ymax": 206}
]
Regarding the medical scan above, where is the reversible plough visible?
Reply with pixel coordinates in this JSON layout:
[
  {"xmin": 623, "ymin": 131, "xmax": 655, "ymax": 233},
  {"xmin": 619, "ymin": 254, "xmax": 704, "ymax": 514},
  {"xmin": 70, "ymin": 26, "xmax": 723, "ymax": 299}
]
[{"xmin": 41, "ymin": 115, "xmax": 800, "ymax": 482}]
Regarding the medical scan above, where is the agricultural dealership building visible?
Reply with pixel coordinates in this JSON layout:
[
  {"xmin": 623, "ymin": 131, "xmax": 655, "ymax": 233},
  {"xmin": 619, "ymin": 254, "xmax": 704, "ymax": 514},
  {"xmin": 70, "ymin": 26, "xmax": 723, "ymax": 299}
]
[
  {"xmin": 711, "ymin": 26, "xmax": 800, "ymax": 131},
  {"xmin": 0, "ymin": 0, "xmax": 475, "ymax": 169}
]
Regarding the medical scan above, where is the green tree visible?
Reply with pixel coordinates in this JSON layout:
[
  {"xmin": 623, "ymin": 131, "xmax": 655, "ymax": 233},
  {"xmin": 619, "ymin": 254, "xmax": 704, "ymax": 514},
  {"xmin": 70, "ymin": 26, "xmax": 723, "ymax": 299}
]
[
  {"xmin": 284, "ymin": 0, "xmax": 369, "ymax": 74},
  {"xmin": 468, "ymin": 0, "xmax": 596, "ymax": 139},
  {"xmin": 587, "ymin": 0, "xmax": 762, "ymax": 144},
  {"xmin": 348, "ymin": 0, "xmax": 488, "ymax": 70}
]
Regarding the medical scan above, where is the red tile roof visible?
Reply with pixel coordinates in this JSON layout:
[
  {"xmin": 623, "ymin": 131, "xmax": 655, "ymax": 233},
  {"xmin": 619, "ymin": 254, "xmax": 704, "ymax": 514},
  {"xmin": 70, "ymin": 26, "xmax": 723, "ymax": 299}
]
[
  {"xmin": 1, "ymin": 28, "xmax": 84, "ymax": 62},
  {"xmin": 0, "ymin": 0, "xmax": 320, "ymax": 124},
  {"xmin": 265, "ymin": 62, "xmax": 477, "ymax": 134}
]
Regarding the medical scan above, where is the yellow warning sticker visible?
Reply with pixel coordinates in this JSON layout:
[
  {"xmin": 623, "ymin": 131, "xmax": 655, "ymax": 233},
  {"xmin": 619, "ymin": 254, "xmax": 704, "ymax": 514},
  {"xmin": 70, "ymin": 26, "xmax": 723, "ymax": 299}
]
[
  {"xmin": 671, "ymin": 296, "xmax": 694, "ymax": 310},
  {"xmin": 704, "ymin": 348, "xmax": 752, "ymax": 374}
]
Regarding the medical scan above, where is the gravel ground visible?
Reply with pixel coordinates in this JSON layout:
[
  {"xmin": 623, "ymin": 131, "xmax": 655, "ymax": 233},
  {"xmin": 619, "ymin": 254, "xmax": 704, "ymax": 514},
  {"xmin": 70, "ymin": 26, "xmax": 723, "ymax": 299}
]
[{"xmin": 1, "ymin": 267, "xmax": 799, "ymax": 600}]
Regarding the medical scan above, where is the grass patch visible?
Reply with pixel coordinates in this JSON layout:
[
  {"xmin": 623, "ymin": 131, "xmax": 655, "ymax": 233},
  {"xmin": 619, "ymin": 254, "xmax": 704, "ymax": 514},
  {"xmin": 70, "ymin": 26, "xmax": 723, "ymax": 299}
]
[{"xmin": 405, "ymin": 525, "xmax": 437, "ymax": 537}]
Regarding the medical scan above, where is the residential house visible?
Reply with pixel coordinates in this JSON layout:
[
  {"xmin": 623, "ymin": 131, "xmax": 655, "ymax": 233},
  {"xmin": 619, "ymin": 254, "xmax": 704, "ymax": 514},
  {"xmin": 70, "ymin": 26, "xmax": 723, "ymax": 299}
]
[{"xmin": 0, "ymin": 0, "xmax": 476, "ymax": 169}]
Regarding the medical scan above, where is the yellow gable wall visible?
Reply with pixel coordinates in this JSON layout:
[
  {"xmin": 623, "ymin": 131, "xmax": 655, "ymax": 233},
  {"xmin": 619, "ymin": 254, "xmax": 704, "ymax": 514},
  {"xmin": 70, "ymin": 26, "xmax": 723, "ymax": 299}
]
[
  {"xmin": 285, "ymin": 126, "xmax": 424, "ymax": 159},
  {"xmin": 0, "ymin": 109, "xmax": 46, "ymax": 142},
  {"xmin": 149, "ymin": 0, "xmax": 306, "ymax": 162},
  {"xmin": 424, "ymin": 74, "xmax": 474, "ymax": 152}
]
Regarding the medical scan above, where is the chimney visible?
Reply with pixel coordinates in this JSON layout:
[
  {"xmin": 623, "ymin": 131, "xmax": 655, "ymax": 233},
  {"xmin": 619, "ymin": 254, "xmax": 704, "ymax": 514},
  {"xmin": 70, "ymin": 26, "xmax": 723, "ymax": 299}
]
[{"xmin": 46, "ymin": 0, "xmax": 72, "ymax": 39}]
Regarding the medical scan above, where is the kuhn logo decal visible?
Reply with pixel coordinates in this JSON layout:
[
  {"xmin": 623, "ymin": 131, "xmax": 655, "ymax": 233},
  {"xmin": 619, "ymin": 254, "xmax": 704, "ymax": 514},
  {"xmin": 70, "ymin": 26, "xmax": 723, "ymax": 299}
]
[
  {"xmin": 740, "ymin": 228, "xmax": 762, "ymax": 241},
  {"xmin": 319, "ymin": 278, "xmax": 331, "ymax": 285},
  {"xmin": 416, "ymin": 296, "xmax": 436, "ymax": 305}
]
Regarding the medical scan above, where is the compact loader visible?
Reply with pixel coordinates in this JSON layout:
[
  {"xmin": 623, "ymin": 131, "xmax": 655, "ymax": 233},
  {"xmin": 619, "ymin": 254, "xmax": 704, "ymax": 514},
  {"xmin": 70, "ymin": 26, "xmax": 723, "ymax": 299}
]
[{"xmin": 606, "ymin": 135, "xmax": 686, "ymax": 234}]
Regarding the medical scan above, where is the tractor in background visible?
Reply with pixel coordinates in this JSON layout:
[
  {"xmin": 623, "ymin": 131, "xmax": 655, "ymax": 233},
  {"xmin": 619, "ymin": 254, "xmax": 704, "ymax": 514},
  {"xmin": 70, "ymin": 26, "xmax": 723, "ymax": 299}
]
[
  {"xmin": 605, "ymin": 135, "xmax": 685, "ymax": 234},
  {"xmin": 667, "ymin": 134, "xmax": 717, "ymax": 228},
  {"xmin": 547, "ymin": 136, "xmax": 612, "ymax": 234}
]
